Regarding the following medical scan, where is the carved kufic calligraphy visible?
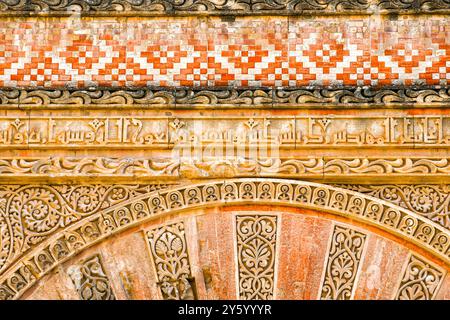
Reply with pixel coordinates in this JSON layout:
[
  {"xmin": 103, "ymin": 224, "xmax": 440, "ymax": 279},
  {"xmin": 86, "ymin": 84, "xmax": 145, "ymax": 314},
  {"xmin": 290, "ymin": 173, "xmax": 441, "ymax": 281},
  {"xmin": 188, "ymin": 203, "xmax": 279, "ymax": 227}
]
[
  {"xmin": 68, "ymin": 254, "xmax": 115, "ymax": 300},
  {"xmin": 146, "ymin": 222, "xmax": 196, "ymax": 300},
  {"xmin": 395, "ymin": 255, "xmax": 445, "ymax": 300},
  {"xmin": 320, "ymin": 225, "xmax": 367, "ymax": 300},
  {"xmin": 235, "ymin": 214, "xmax": 278, "ymax": 300},
  {"xmin": 1, "ymin": 115, "xmax": 450, "ymax": 148}
]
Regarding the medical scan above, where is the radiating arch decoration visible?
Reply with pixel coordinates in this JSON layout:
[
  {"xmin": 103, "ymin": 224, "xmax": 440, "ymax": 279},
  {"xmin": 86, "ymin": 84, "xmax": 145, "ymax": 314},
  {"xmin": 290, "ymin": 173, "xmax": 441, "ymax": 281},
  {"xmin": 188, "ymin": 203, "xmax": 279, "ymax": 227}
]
[{"xmin": 0, "ymin": 178, "xmax": 448, "ymax": 300}]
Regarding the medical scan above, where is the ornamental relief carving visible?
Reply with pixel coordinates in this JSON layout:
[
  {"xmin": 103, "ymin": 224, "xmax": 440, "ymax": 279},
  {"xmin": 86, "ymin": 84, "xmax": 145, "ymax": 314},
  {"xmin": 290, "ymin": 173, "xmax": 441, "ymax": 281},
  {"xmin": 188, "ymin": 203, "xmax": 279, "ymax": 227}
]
[
  {"xmin": 1, "ymin": 87, "xmax": 449, "ymax": 108},
  {"xmin": 145, "ymin": 222, "xmax": 196, "ymax": 300},
  {"xmin": 0, "ymin": 179, "xmax": 448, "ymax": 300},
  {"xmin": 394, "ymin": 254, "xmax": 445, "ymax": 300},
  {"xmin": 320, "ymin": 225, "xmax": 367, "ymax": 300},
  {"xmin": 0, "ymin": 115, "xmax": 450, "ymax": 148},
  {"xmin": 336, "ymin": 185, "xmax": 450, "ymax": 229},
  {"xmin": 235, "ymin": 214, "xmax": 278, "ymax": 300},
  {"xmin": 67, "ymin": 254, "xmax": 115, "ymax": 300},
  {"xmin": 0, "ymin": 184, "xmax": 168, "ymax": 273},
  {"xmin": 1, "ymin": 157, "xmax": 450, "ymax": 181},
  {"xmin": 0, "ymin": 0, "xmax": 449, "ymax": 15}
]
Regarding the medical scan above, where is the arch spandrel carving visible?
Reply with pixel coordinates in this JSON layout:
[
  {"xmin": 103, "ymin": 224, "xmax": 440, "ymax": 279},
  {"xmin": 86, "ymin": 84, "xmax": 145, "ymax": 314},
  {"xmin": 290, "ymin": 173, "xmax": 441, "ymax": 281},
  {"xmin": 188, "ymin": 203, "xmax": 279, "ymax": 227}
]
[{"xmin": 0, "ymin": 178, "xmax": 449, "ymax": 300}]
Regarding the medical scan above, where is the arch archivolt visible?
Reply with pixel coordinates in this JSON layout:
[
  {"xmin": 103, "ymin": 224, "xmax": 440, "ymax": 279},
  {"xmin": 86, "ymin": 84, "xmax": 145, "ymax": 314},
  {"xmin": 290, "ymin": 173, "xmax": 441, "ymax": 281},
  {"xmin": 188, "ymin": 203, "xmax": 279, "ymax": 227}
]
[{"xmin": 0, "ymin": 178, "xmax": 449, "ymax": 300}]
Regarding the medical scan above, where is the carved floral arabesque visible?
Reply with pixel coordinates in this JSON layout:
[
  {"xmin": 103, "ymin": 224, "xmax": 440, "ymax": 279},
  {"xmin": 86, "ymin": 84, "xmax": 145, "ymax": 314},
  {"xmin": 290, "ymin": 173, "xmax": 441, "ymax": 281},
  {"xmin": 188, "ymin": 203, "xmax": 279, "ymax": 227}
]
[
  {"xmin": 1, "ymin": 158, "xmax": 450, "ymax": 180},
  {"xmin": 235, "ymin": 215, "xmax": 278, "ymax": 300},
  {"xmin": 0, "ymin": 178, "xmax": 448, "ymax": 300},
  {"xmin": 337, "ymin": 185, "xmax": 450, "ymax": 229},
  {"xmin": 68, "ymin": 254, "xmax": 115, "ymax": 300},
  {"xmin": 320, "ymin": 225, "xmax": 367, "ymax": 300},
  {"xmin": 0, "ymin": 0, "xmax": 449, "ymax": 15},
  {"xmin": 0, "ymin": 184, "xmax": 168, "ymax": 274},
  {"xmin": 146, "ymin": 222, "xmax": 195, "ymax": 300},
  {"xmin": 395, "ymin": 254, "xmax": 444, "ymax": 300},
  {"xmin": 1, "ymin": 87, "xmax": 449, "ymax": 108}
]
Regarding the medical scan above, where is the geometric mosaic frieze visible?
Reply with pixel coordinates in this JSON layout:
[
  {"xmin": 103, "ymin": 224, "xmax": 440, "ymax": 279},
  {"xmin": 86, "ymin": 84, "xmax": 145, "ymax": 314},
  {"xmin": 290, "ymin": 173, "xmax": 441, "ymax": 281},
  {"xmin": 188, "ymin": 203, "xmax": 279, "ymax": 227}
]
[
  {"xmin": 235, "ymin": 214, "xmax": 278, "ymax": 300},
  {"xmin": 0, "ymin": 17, "xmax": 449, "ymax": 87},
  {"xmin": 145, "ymin": 222, "xmax": 196, "ymax": 300},
  {"xmin": 319, "ymin": 224, "xmax": 367, "ymax": 300}
]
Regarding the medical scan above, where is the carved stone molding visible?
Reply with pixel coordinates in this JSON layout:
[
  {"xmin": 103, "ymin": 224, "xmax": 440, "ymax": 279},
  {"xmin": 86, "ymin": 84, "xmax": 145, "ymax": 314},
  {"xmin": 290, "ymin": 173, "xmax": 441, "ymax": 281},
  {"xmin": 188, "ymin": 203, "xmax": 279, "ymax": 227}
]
[
  {"xmin": 0, "ymin": 157, "xmax": 450, "ymax": 183},
  {"xmin": 0, "ymin": 114, "xmax": 450, "ymax": 149},
  {"xmin": 145, "ymin": 222, "xmax": 196, "ymax": 300},
  {"xmin": 336, "ymin": 185, "xmax": 450, "ymax": 229},
  {"xmin": 0, "ymin": 0, "xmax": 449, "ymax": 16},
  {"xmin": 320, "ymin": 224, "xmax": 367, "ymax": 300},
  {"xmin": 394, "ymin": 254, "xmax": 445, "ymax": 300},
  {"xmin": 235, "ymin": 214, "xmax": 278, "ymax": 300},
  {"xmin": 1, "ymin": 87, "xmax": 449, "ymax": 109},
  {"xmin": 67, "ymin": 254, "xmax": 115, "ymax": 300},
  {"xmin": 0, "ymin": 179, "xmax": 448, "ymax": 300}
]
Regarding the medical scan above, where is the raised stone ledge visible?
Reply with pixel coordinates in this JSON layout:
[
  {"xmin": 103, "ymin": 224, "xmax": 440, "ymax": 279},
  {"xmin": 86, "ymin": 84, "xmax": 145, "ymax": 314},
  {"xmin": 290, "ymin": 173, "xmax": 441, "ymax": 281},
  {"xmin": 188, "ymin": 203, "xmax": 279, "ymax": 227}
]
[
  {"xmin": 1, "ymin": 86, "xmax": 449, "ymax": 108},
  {"xmin": 0, "ymin": 0, "xmax": 450, "ymax": 16}
]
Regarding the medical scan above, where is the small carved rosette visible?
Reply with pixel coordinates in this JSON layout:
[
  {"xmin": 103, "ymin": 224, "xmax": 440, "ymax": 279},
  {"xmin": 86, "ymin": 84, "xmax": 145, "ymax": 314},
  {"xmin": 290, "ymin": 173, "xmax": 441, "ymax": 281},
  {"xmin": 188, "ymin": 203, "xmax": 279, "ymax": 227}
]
[
  {"xmin": 68, "ymin": 254, "xmax": 115, "ymax": 300},
  {"xmin": 235, "ymin": 214, "xmax": 278, "ymax": 300},
  {"xmin": 395, "ymin": 254, "xmax": 444, "ymax": 300},
  {"xmin": 320, "ymin": 225, "xmax": 367, "ymax": 300},
  {"xmin": 146, "ymin": 222, "xmax": 195, "ymax": 300}
]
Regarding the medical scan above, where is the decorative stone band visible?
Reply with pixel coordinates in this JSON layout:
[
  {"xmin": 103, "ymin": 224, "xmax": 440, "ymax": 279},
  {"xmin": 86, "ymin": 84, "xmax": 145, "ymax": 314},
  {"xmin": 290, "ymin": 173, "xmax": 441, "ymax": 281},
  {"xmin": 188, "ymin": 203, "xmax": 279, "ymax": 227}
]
[
  {"xmin": 0, "ymin": 0, "xmax": 449, "ymax": 16},
  {"xmin": 0, "ymin": 157, "xmax": 450, "ymax": 183},
  {"xmin": 0, "ymin": 179, "xmax": 448, "ymax": 300},
  {"xmin": 1, "ymin": 87, "xmax": 449, "ymax": 109}
]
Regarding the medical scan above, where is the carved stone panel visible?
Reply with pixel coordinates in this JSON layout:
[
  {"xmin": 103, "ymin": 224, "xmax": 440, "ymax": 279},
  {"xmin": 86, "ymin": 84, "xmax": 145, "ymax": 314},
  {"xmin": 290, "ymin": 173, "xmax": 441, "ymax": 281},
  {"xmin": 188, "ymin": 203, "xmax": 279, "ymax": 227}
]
[
  {"xmin": 235, "ymin": 214, "xmax": 278, "ymax": 300},
  {"xmin": 145, "ymin": 222, "xmax": 196, "ymax": 300},
  {"xmin": 394, "ymin": 254, "xmax": 445, "ymax": 300},
  {"xmin": 320, "ymin": 224, "xmax": 367, "ymax": 300},
  {"xmin": 67, "ymin": 254, "xmax": 115, "ymax": 300}
]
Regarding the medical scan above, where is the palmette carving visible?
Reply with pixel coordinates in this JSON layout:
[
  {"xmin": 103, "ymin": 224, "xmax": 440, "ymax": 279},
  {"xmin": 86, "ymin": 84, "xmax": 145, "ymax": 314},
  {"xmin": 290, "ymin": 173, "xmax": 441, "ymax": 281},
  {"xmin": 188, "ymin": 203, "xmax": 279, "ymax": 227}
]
[
  {"xmin": 236, "ymin": 214, "xmax": 278, "ymax": 300},
  {"xmin": 0, "ymin": 0, "xmax": 449, "ymax": 15},
  {"xmin": 0, "ymin": 184, "xmax": 168, "ymax": 273},
  {"xmin": 146, "ymin": 222, "xmax": 195, "ymax": 300},
  {"xmin": 336, "ymin": 185, "xmax": 450, "ymax": 229},
  {"xmin": 320, "ymin": 225, "xmax": 367, "ymax": 300},
  {"xmin": 68, "ymin": 254, "xmax": 115, "ymax": 300},
  {"xmin": 394, "ymin": 255, "xmax": 444, "ymax": 300},
  {"xmin": 0, "ymin": 179, "xmax": 448, "ymax": 300},
  {"xmin": 1, "ymin": 87, "xmax": 449, "ymax": 107}
]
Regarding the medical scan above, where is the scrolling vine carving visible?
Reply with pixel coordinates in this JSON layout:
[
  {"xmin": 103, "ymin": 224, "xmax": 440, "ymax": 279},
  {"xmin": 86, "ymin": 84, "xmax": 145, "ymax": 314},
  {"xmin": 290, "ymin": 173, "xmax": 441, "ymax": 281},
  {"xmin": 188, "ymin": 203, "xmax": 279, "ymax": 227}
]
[
  {"xmin": 146, "ymin": 222, "xmax": 195, "ymax": 300},
  {"xmin": 336, "ymin": 185, "xmax": 450, "ymax": 229},
  {"xmin": 235, "ymin": 214, "xmax": 278, "ymax": 300},
  {"xmin": 320, "ymin": 225, "xmax": 367, "ymax": 300},
  {"xmin": 68, "ymin": 254, "xmax": 115, "ymax": 300},
  {"xmin": 394, "ymin": 254, "xmax": 444, "ymax": 300},
  {"xmin": 0, "ymin": 179, "xmax": 448, "ymax": 300},
  {"xmin": 0, "ymin": 0, "xmax": 449, "ymax": 16}
]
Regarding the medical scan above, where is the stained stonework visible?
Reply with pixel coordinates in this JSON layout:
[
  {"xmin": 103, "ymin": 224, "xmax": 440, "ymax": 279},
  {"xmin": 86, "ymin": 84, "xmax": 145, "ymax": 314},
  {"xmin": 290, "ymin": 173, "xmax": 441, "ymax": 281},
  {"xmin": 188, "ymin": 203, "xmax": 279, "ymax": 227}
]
[{"xmin": 0, "ymin": 1, "xmax": 449, "ymax": 301}]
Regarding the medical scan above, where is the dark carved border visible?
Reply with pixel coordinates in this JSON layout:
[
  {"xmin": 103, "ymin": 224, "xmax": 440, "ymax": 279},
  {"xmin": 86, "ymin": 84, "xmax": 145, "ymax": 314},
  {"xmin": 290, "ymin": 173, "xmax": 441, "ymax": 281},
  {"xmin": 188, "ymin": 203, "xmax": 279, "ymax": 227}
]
[
  {"xmin": 0, "ymin": 86, "xmax": 449, "ymax": 109},
  {"xmin": 0, "ymin": 0, "xmax": 449, "ymax": 17}
]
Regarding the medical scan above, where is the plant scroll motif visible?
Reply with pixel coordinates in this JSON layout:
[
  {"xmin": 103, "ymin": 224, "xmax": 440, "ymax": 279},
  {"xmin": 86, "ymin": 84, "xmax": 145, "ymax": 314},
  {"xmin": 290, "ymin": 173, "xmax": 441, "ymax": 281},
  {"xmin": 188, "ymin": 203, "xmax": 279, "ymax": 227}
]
[
  {"xmin": 68, "ymin": 254, "xmax": 115, "ymax": 300},
  {"xmin": 320, "ymin": 225, "xmax": 367, "ymax": 300},
  {"xmin": 395, "ymin": 255, "xmax": 445, "ymax": 300},
  {"xmin": 235, "ymin": 214, "xmax": 278, "ymax": 300},
  {"xmin": 146, "ymin": 222, "xmax": 196, "ymax": 300}
]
